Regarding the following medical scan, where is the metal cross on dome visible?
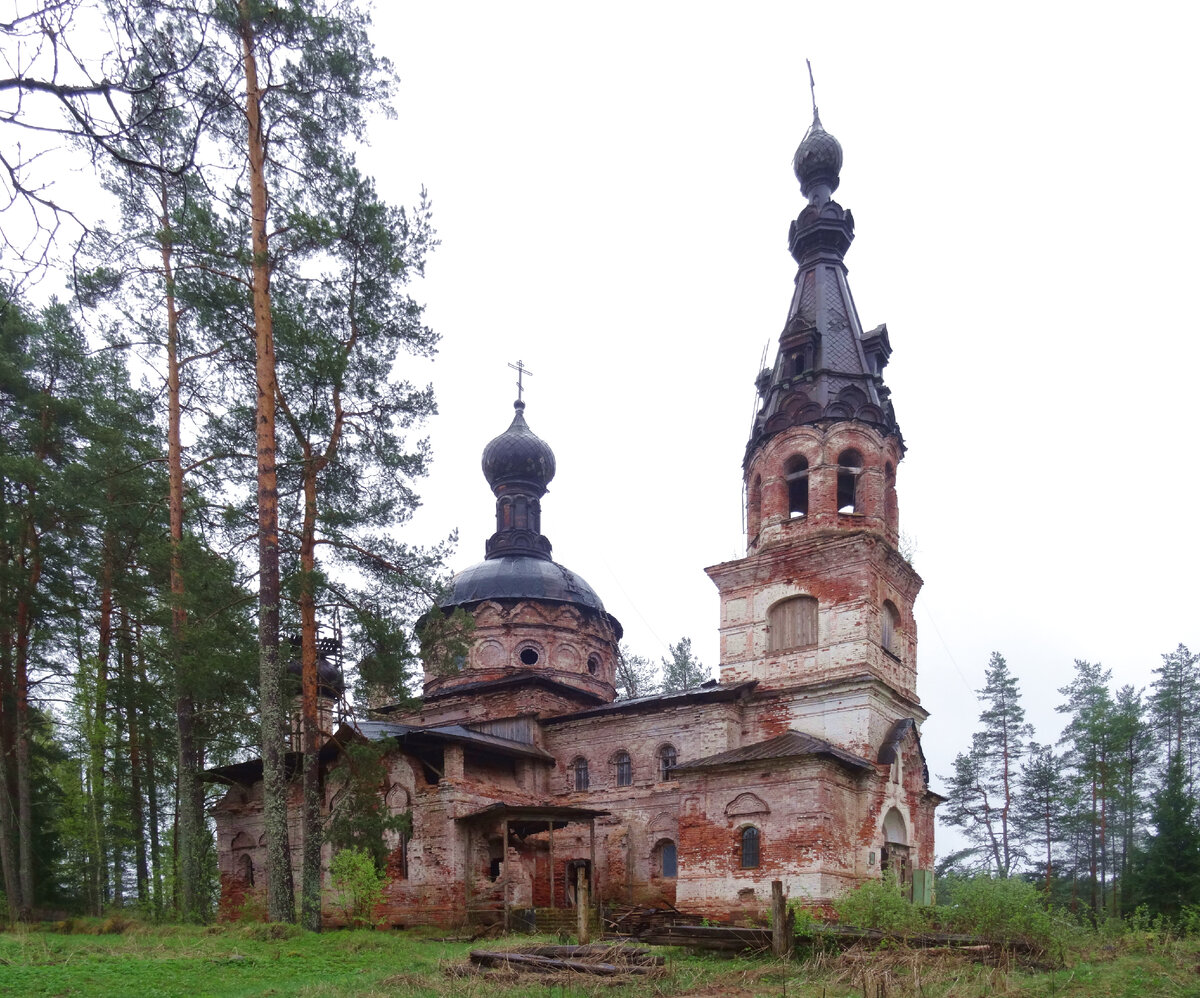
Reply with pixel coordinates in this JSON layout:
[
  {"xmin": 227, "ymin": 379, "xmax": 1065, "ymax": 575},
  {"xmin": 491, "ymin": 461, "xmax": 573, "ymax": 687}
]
[{"xmin": 507, "ymin": 359, "xmax": 533, "ymax": 402}]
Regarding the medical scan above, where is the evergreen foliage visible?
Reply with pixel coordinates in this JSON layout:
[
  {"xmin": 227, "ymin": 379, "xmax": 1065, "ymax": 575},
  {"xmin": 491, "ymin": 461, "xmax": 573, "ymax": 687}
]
[
  {"xmin": 615, "ymin": 643, "xmax": 659, "ymax": 699},
  {"xmin": 660, "ymin": 636, "xmax": 710, "ymax": 693}
]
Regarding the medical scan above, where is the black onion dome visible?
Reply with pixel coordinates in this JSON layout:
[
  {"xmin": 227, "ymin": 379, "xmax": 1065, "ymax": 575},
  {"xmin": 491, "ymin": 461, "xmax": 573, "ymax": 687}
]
[
  {"xmin": 438, "ymin": 556, "xmax": 623, "ymax": 639},
  {"xmin": 481, "ymin": 401, "xmax": 556, "ymax": 494},
  {"xmin": 793, "ymin": 110, "xmax": 842, "ymax": 200}
]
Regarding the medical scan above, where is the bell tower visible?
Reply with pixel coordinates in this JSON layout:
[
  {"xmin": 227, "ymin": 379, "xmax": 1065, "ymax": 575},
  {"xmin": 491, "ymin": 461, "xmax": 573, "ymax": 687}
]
[{"xmin": 707, "ymin": 106, "xmax": 923, "ymax": 748}]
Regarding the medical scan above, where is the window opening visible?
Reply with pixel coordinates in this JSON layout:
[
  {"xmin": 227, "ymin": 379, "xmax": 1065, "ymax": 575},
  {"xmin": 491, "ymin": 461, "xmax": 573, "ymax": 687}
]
[
  {"xmin": 657, "ymin": 839, "xmax": 678, "ymax": 878},
  {"xmin": 785, "ymin": 456, "xmax": 809, "ymax": 518},
  {"xmin": 740, "ymin": 826, "xmax": 760, "ymax": 869},
  {"xmin": 519, "ymin": 647, "xmax": 539, "ymax": 666},
  {"xmin": 614, "ymin": 751, "xmax": 632, "ymax": 787},
  {"xmin": 767, "ymin": 596, "xmax": 818, "ymax": 651},
  {"xmin": 237, "ymin": 853, "xmax": 254, "ymax": 887},
  {"xmin": 587, "ymin": 653, "xmax": 600, "ymax": 675},
  {"xmin": 882, "ymin": 601, "xmax": 900, "ymax": 656},
  {"xmin": 572, "ymin": 757, "xmax": 589, "ymax": 791},
  {"xmin": 837, "ymin": 449, "xmax": 863, "ymax": 513},
  {"xmin": 659, "ymin": 745, "xmax": 677, "ymax": 781}
]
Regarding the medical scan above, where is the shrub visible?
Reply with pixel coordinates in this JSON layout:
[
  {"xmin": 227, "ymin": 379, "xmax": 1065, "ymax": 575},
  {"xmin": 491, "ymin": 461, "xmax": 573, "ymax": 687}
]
[
  {"xmin": 330, "ymin": 847, "xmax": 385, "ymax": 929},
  {"xmin": 833, "ymin": 873, "xmax": 925, "ymax": 933},
  {"xmin": 937, "ymin": 874, "xmax": 1056, "ymax": 948}
]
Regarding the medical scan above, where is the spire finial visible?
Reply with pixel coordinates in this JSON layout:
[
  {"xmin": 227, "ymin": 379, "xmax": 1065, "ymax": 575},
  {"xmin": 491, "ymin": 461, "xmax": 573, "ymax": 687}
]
[
  {"xmin": 807, "ymin": 58, "xmax": 818, "ymax": 122},
  {"xmin": 507, "ymin": 359, "xmax": 533, "ymax": 407}
]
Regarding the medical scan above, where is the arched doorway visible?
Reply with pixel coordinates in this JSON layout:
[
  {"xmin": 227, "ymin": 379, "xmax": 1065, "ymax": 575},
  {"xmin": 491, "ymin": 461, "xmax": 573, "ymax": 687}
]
[{"xmin": 879, "ymin": 807, "xmax": 911, "ymax": 898}]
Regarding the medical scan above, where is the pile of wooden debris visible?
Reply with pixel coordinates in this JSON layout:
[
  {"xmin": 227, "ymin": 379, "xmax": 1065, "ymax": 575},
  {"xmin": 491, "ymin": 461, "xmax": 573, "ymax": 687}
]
[{"xmin": 461, "ymin": 943, "xmax": 665, "ymax": 979}]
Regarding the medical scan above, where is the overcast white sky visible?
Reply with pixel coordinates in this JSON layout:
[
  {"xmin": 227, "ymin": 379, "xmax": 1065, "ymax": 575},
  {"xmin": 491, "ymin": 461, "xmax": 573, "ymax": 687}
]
[
  {"xmin": 9, "ymin": 0, "xmax": 1198, "ymax": 859},
  {"xmin": 357, "ymin": 0, "xmax": 1200, "ymax": 821}
]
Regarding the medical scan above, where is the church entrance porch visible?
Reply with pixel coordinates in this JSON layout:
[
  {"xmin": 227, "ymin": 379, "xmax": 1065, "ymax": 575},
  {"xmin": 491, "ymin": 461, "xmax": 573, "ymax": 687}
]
[{"xmin": 458, "ymin": 804, "xmax": 607, "ymax": 930}]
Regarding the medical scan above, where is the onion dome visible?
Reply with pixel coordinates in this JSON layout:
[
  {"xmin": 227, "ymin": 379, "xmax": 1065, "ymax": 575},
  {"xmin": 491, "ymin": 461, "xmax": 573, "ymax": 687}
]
[
  {"xmin": 433, "ymin": 399, "xmax": 623, "ymax": 639},
  {"xmin": 792, "ymin": 110, "xmax": 842, "ymax": 204},
  {"xmin": 482, "ymin": 400, "xmax": 556, "ymax": 494}
]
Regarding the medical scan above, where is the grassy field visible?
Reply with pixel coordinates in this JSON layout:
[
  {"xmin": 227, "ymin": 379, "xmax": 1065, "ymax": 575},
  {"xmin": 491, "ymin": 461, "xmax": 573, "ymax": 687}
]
[{"xmin": 2, "ymin": 921, "xmax": 1199, "ymax": 997}]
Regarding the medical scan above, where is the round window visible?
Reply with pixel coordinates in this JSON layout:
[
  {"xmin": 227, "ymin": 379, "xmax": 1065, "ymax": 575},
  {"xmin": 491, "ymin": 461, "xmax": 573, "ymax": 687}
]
[
  {"xmin": 587, "ymin": 654, "xmax": 600, "ymax": 675},
  {"xmin": 519, "ymin": 647, "xmax": 539, "ymax": 666}
]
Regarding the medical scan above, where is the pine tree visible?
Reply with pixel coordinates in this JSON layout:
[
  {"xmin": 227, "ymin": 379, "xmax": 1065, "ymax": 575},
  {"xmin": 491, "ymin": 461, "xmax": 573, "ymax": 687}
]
[
  {"xmin": 267, "ymin": 161, "xmax": 439, "ymax": 930},
  {"xmin": 939, "ymin": 652, "xmax": 1032, "ymax": 877},
  {"xmin": 0, "ymin": 297, "xmax": 93, "ymax": 920},
  {"xmin": 1149, "ymin": 644, "xmax": 1199, "ymax": 782},
  {"xmin": 1132, "ymin": 753, "xmax": 1200, "ymax": 918},
  {"xmin": 1057, "ymin": 659, "xmax": 1114, "ymax": 917},
  {"xmin": 615, "ymin": 644, "xmax": 659, "ymax": 699},
  {"xmin": 660, "ymin": 637, "xmax": 710, "ymax": 693},
  {"xmin": 1014, "ymin": 742, "xmax": 1068, "ymax": 894}
]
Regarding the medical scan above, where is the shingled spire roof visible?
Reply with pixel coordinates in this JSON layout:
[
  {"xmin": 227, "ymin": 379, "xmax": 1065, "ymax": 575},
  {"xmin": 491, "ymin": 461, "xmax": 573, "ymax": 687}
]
[{"xmin": 745, "ymin": 108, "xmax": 900, "ymax": 469}]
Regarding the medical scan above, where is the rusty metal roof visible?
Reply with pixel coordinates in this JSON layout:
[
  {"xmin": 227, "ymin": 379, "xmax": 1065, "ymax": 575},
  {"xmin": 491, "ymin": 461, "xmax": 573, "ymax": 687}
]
[
  {"xmin": 457, "ymin": 802, "xmax": 610, "ymax": 835},
  {"xmin": 543, "ymin": 680, "xmax": 757, "ymax": 723},
  {"xmin": 354, "ymin": 719, "xmax": 556, "ymax": 761},
  {"xmin": 673, "ymin": 729, "xmax": 875, "ymax": 774}
]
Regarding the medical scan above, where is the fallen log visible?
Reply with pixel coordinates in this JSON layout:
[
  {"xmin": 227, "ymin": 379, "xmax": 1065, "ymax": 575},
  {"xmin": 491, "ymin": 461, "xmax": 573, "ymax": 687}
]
[{"xmin": 469, "ymin": 950, "xmax": 657, "ymax": 975}]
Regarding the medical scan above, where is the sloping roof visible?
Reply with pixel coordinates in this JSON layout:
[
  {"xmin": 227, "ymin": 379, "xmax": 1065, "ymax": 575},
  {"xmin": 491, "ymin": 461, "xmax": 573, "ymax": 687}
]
[
  {"xmin": 350, "ymin": 719, "xmax": 555, "ymax": 762},
  {"xmin": 674, "ymin": 729, "xmax": 875, "ymax": 774},
  {"xmin": 543, "ymin": 680, "xmax": 757, "ymax": 723},
  {"xmin": 203, "ymin": 716, "xmax": 554, "ymax": 786},
  {"xmin": 391, "ymin": 671, "xmax": 609, "ymax": 707},
  {"xmin": 456, "ymin": 801, "xmax": 609, "ymax": 834}
]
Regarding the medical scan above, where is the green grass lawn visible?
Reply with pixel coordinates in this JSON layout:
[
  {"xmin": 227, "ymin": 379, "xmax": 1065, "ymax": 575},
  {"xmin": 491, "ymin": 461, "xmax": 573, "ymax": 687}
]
[{"xmin": 3, "ymin": 921, "xmax": 1200, "ymax": 998}]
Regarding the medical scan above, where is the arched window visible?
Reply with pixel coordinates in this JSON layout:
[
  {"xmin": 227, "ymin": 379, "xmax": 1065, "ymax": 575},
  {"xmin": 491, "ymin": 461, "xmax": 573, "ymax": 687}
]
[
  {"xmin": 237, "ymin": 853, "xmax": 254, "ymax": 887},
  {"xmin": 881, "ymin": 601, "xmax": 900, "ymax": 656},
  {"xmin": 837, "ymin": 449, "xmax": 863, "ymax": 513},
  {"xmin": 768, "ymin": 596, "xmax": 818, "ymax": 651},
  {"xmin": 654, "ymin": 839, "xmax": 678, "ymax": 878},
  {"xmin": 658, "ymin": 745, "xmax": 677, "ymax": 781},
  {"xmin": 572, "ymin": 757, "xmax": 589, "ymax": 791},
  {"xmin": 614, "ymin": 751, "xmax": 632, "ymax": 787},
  {"xmin": 785, "ymin": 456, "xmax": 809, "ymax": 518},
  {"xmin": 739, "ymin": 826, "xmax": 760, "ymax": 869}
]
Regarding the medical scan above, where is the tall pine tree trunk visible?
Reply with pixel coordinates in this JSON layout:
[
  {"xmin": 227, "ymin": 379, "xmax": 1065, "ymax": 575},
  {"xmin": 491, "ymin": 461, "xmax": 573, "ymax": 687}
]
[
  {"xmin": 299, "ymin": 458, "xmax": 322, "ymax": 931},
  {"xmin": 122, "ymin": 611, "xmax": 150, "ymax": 908},
  {"xmin": 0, "ymin": 612, "xmax": 19, "ymax": 921},
  {"xmin": 137, "ymin": 631, "xmax": 163, "ymax": 916},
  {"xmin": 159, "ymin": 181, "xmax": 204, "ymax": 922},
  {"xmin": 239, "ymin": 2, "xmax": 294, "ymax": 923},
  {"xmin": 14, "ymin": 512, "xmax": 41, "ymax": 920}
]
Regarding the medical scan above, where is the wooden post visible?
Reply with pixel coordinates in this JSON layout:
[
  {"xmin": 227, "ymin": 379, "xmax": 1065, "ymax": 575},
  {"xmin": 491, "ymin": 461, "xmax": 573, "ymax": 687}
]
[
  {"xmin": 589, "ymin": 822, "xmax": 599, "ymax": 928},
  {"xmin": 771, "ymin": 880, "xmax": 792, "ymax": 959},
  {"xmin": 548, "ymin": 820, "xmax": 555, "ymax": 909},
  {"xmin": 501, "ymin": 818, "xmax": 509, "ymax": 933},
  {"xmin": 576, "ymin": 865, "xmax": 590, "ymax": 944},
  {"xmin": 464, "ymin": 824, "xmax": 473, "ymax": 914}
]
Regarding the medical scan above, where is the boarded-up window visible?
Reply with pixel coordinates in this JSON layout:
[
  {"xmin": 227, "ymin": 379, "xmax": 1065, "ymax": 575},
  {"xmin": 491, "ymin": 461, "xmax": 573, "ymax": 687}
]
[{"xmin": 768, "ymin": 596, "xmax": 818, "ymax": 651}]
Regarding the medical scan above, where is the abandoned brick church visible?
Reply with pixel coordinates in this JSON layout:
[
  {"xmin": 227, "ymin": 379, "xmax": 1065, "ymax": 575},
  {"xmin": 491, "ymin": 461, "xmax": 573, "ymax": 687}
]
[{"xmin": 211, "ymin": 107, "xmax": 942, "ymax": 925}]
